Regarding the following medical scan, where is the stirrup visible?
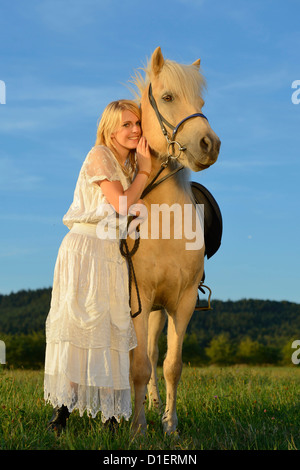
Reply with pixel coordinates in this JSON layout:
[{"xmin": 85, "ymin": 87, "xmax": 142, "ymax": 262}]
[{"xmin": 195, "ymin": 282, "xmax": 213, "ymax": 311}]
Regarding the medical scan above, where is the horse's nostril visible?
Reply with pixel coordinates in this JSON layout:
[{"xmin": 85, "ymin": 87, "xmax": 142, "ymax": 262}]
[{"xmin": 200, "ymin": 136, "xmax": 212, "ymax": 153}]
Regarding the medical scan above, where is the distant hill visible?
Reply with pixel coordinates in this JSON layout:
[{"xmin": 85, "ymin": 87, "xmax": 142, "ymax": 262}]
[
  {"xmin": 0, "ymin": 288, "xmax": 299, "ymax": 367},
  {"xmin": 187, "ymin": 298, "xmax": 300, "ymax": 346},
  {"xmin": 0, "ymin": 287, "xmax": 299, "ymax": 341},
  {"xmin": 0, "ymin": 288, "xmax": 52, "ymax": 335}
]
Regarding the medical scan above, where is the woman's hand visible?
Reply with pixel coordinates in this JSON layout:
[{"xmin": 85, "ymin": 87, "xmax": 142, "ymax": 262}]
[
  {"xmin": 136, "ymin": 136, "xmax": 151, "ymax": 174},
  {"xmin": 99, "ymin": 138, "xmax": 151, "ymax": 216}
]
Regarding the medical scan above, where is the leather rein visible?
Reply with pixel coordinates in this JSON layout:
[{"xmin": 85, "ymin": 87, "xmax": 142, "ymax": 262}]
[{"xmin": 120, "ymin": 83, "xmax": 210, "ymax": 318}]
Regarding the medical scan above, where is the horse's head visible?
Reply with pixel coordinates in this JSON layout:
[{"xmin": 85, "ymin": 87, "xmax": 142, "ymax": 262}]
[{"xmin": 134, "ymin": 47, "xmax": 220, "ymax": 172}]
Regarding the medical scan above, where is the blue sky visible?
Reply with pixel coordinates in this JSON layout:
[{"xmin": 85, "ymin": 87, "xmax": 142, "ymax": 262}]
[{"xmin": 0, "ymin": 0, "xmax": 300, "ymax": 303}]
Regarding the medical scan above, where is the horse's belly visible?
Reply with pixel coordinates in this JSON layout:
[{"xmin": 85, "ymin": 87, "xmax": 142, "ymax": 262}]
[{"xmin": 135, "ymin": 239, "xmax": 204, "ymax": 309}]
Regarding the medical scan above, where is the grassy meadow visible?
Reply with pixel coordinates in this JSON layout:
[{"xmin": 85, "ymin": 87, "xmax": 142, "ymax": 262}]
[{"xmin": 0, "ymin": 365, "xmax": 299, "ymax": 450}]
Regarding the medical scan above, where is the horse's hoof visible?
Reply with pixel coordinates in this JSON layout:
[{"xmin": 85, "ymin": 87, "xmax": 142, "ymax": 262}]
[
  {"xmin": 162, "ymin": 413, "xmax": 179, "ymax": 436},
  {"xmin": 163, "ymin": 425, "xmax": 180, "ymax": 438}
]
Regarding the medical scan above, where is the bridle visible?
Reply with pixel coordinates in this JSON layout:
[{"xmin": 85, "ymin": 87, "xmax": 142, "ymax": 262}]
[
  {"xmin": 140, "ymin": 83, "xmax": 209, "ymax": 197},
  {"xmin": 120, "ymin": 83, "xmax": 211, "ymax": 318},
  {"xmin": 148, "ymin": 83, "xmax": 208, "ymax": 163}
]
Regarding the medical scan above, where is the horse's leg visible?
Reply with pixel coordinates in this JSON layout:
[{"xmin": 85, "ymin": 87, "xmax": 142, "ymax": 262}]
[
  {"xmin": 162, "ymin": 289, "xmax": 197, "ymax": 434},
  {"xmin": 130, "ymin": 307, "xmax": 151, "ymax": 434},
  {"xmin": 147, "ymin": 309, "xmax": 167, "ymax": 410}
]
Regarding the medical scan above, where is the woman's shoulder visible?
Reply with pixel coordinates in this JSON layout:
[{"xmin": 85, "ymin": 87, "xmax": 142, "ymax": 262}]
[
  {"xmin": 89, "ymin": 145, "xmax": 114, "ymax": 157},
  {"xmin": 84, "ymin": 145, "xmax": 120, "ymax": 181},
  {"xmin": 86, "ymin": 145, "xmax": 117, "ymax": 165}
]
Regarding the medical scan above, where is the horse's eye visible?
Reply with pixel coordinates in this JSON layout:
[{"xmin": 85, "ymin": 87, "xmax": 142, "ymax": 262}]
[{"xmin": 162, "ymin": 94, "xmax": 174, "ymax": 102}]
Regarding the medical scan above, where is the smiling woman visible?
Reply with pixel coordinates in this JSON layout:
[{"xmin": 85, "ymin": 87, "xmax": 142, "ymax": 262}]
[
  {"xmin": 111, "ymin": 111, "xmax": 141, "ymax": 157},
  {"xmin": 43, "ymin": 98, "xmax": 152, "ymax": 432},
  {"xmin": 95, "ymin": 100, "xmax": 142, "ymax": 177}
]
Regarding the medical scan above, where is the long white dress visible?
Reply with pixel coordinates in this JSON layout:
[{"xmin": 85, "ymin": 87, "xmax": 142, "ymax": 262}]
[{"xmin": 44, "ymin": 145, "xmax": 137, "ymax": 422}]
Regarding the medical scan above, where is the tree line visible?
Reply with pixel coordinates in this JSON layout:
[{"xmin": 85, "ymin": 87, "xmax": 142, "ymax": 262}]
[{"xmin": 0, "ymin": 288, "xmax": 299, "ymax": 368}]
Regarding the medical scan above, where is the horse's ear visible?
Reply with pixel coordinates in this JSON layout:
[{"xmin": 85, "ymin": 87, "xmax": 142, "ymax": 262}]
[
  {"xmin": 192, "ymin": 59, "xmax": 201, "ymax": 69},
  {"xmin": 151, "ymin": 47, "xmax": 165, "ymax": 76}
]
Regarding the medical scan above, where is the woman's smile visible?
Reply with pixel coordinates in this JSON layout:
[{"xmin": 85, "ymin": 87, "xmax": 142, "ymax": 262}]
[{"xmin": 111, "ymin": 110, "xmax": 141, "ymax": 155}]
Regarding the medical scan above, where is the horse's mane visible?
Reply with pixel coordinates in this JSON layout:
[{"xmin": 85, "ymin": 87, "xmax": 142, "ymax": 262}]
[{"xmin": 130, "ymin": 58, "xmax": 206, "ymax": 104}]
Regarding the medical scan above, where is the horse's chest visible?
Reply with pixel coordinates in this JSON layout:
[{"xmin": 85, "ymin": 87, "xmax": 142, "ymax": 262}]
[{"xmin": 136, "ymin": 238, "xmax": 203, "ymax": 285}]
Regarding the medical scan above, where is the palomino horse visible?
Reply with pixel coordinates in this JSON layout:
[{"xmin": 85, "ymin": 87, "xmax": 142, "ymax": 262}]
[{"xmin": 127, "ymin": 47, "xmax": 220, "ymax": 434}]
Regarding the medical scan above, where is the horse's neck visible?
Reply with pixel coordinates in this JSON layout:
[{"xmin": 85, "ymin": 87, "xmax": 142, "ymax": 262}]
[{"xmin": 147, "ymin": 157, "xmax": 192, "ymax": 205}]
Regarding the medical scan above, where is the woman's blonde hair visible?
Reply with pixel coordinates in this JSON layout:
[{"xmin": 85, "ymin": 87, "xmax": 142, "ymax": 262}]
[{"xmin": 95, "ymin": 99, "xmax": 141, "ymax": 177}]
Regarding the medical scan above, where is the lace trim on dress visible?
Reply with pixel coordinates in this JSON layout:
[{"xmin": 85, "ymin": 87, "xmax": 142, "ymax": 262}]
[{"xmin": 44, "ymin": 372, "xmax": 132, "ymax": 422}]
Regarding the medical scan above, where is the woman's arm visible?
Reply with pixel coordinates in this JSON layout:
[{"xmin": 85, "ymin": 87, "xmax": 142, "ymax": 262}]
[
  {"xmin": 98, "ymin": 173, "xmax": 148, "ymax": 215},
  {"xmin": 98, "ymin": 137, "xmax": 151, "ymax": 215}
]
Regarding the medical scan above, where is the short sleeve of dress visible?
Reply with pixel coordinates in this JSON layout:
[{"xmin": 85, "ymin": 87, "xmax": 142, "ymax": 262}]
[{"xmin": 84, "ymin": 146, "xmax": 120, "ymax": 185}]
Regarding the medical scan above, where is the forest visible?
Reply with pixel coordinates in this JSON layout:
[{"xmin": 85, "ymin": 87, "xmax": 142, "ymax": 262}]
[{"xmin": 0, "ymin": 287, "xmax": 299, "ymax": 368}]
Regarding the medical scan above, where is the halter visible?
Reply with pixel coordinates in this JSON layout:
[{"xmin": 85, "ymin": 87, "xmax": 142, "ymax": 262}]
[{"xmin": 148, "ymin": 83, "xmax": 208, "ymax": 161}]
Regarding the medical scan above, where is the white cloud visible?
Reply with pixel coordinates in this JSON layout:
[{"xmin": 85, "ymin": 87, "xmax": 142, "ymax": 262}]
[
  {"xmin": 0, "ymin": 246, "xmax": 41, "ymax": 258},
  {"xmin": 0, "ymin": 157, "xmax": 43, "ymax": 191},
  {"xmin": 174, "ymin": 0, "xmax": 205, "ymax": 7},
  {"xmin": 214, "ymin": 68, "xmax": 289, "ymax": 95},
  {"xmin": 0, "ymin": 79, "xmax": 129, "ymax": 134},
  {"xmin": 0, "ymin": 213, "xmax": 61, "ymax": 224},
  {"xmin": 218, "ymin": 158, "xmax": 284, "ymax": 170},
  {"xmin": 25, "ymin": 0, "xmax": 104, "ymax": 35}
]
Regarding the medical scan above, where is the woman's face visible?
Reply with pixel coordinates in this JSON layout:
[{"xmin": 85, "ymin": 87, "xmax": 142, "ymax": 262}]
[{"xmin": 111, "ymin": 110, "xmax": 141, "ymax": 154}]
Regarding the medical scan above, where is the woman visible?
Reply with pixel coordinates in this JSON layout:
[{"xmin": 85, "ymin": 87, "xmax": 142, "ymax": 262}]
[{"xmin": 44, "ymin": 100, "xmax": 151, "ymax": 431}]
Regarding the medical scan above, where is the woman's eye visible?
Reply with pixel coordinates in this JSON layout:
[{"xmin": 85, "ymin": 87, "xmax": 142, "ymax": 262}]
[{"xmin": 162, "ymin": 94, "xmax": 174, "ymax": 102}]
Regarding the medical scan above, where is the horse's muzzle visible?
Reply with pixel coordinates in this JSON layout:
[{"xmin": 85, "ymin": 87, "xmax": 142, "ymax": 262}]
[
  {"xmin": 200, "ymin": 133, "xmax": 221, "ymax": 162},
  {"xmin": 189, "ymin": 133, "xmax": 220, "ymax": 171}
]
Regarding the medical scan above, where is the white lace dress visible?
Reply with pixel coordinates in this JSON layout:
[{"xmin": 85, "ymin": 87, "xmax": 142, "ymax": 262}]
[{"xmin": 44, "ymin": 145, "xmax": 137, "ymax": 422}]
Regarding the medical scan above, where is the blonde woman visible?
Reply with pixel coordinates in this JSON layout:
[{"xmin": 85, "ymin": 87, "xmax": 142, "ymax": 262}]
[{"xmin": 44, "ymin": 100, "xmax": 151, "ymax": 431}]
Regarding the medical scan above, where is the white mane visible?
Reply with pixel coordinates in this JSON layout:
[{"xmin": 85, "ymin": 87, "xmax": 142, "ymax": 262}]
[{"xmin": 130, "ymin": 58, "xmax": 206, "ymax": 104}]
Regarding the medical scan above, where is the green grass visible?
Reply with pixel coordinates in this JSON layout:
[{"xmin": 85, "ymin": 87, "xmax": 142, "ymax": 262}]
[{"xmin": 0, "ymin": 365, "xmax": 299, "ymax": 450}]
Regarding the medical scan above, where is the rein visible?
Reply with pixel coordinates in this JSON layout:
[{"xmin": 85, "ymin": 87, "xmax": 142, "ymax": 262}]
[
  {"xmin": 141, "ymin": 160, "xmax": 184, "ymax": 198},
  {"xmin": 120, "ymin": 83, "xmax": 210, "ymax": 318},
  {"xmin": 120, "ymin": 157, "xmax": 184, "ymax": 318}
]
